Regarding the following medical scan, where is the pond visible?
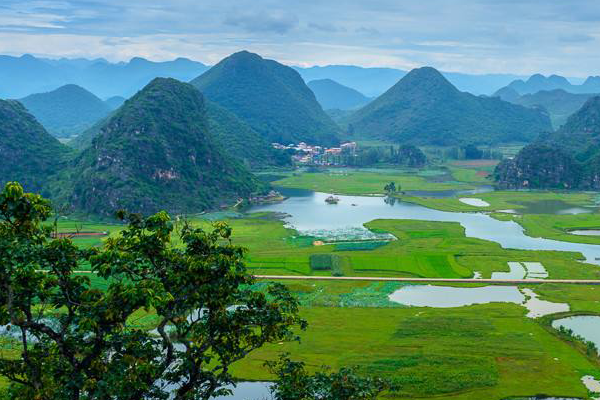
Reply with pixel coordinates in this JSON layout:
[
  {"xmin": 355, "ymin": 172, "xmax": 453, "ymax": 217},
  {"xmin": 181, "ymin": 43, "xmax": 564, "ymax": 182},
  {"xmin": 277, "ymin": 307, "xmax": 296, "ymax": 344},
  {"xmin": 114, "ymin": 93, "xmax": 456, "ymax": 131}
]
[
  {"xmin": 512, "ymin": 200, "xmax": 595, "ymax": 215},
  {"xmin": 216, "ymin": 382, "xmax": 272, "ymax": 400},
  {"xmin": 570, "ymin": 230, "xmax": 600, "ymax": 237},
  {"xmin": 459, "ymin": 198, "xmax": 491, "ymax": 207},
  {"xmin": 250, "ymin": 189, "xmax": 600, "ymax": 264},
  {"xmin": 387, "ymin": 285, "xmax": 568, "ymax": 318},
  {"xmin": 404, "ymin": 185, "xmax": 494, "ymax": 199},
  {"xmin": 552, "ymin": 315, "xmax": 600, "ymax": 350}
]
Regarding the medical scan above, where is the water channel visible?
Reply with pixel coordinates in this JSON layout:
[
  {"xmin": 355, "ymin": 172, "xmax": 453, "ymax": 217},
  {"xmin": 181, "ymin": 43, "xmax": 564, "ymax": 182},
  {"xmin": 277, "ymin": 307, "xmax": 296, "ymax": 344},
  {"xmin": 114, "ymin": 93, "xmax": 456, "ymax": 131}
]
[{"xmin": 250, "ymin": 188, "xmax": 600, "ymax": 264}]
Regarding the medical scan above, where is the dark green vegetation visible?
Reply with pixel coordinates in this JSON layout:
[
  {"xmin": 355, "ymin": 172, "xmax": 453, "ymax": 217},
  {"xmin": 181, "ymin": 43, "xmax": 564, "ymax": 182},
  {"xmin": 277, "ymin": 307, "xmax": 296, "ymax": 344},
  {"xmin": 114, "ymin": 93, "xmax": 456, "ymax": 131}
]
[
  {"xmin": 204, "ymin": 101, "xmax": 291, "ymax": 168},
  {"xmin": 191, "ymin": 51, "xmax": 340, "ymax": 146},
  {"xmin": 394, "ymin": 145, "xmax": 427, "ymax": 167},
  {"xmin": 0, "ymin": 182, "xmax": 305, "ymax": 400},
  {"xmin": 507, "ymin": 89, "xmax": 596, "ymax": 129},
  {"xmin": 53, "ymin": 78, "xmax": 263, "ymax": 216},
  {"xmin": 67, "ymin": 95, "xmax": 291, "ymax": 169},
  {"xmin": 18, "ymin": 84, "xmax": 111, "ymax": 138},
  {"xmin": 0, "ymin": 99, "xmax": 72, "ymax": 192},
  {"xmin": 307, "ymin": 78, "xmax": 371, "ymax": 110},
  {"xmin": 495, "ymin": 96, "xmax": 600, "ymax": 190},
  {"xmin": 344, "ymin": 67, "xmax": 552, "ymax": 146}
]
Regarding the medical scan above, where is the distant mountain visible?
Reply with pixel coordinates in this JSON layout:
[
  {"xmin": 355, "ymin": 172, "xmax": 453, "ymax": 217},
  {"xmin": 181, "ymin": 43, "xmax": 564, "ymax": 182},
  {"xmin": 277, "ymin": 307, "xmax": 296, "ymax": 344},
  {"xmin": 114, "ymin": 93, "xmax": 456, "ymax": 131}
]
[
  {"xmin": 493, "ymin": 87, "xmax": 521, "ymax": 103},
  {"xmin": 307, "ymin": 79, "xmax": 371, "ymax": 110},
  {"xmin": 295, "ymin": 64, "xmax": 527, "ymax": 96},
  {"xmin": 495, "ymin": 96, "xmax": 600, "ymax": 189},
  {"xmin": 344, "ymin": 67, "xmax": 552, "ymax": 146},
  {"xmin": 55, "ymin": 78, "xmax": 263, "ymax": 216},
  {"xmin": 498, "ymin": 74, "xmax": 600, "ymax": 95},
  {"xmin": 513, "ymin": 89, "xmax": 597, "ymax": 129},
  {"xmin": 0, "ymin": 99, "xmax": 72, "ymax": 192},
  {"xmin": 105, "ymin": 96, "xmax": 126, "ymax": 110},
  {"xmin": 19, "ymin": 84, "xmax": 111, "ymax": 138},
  {"xmin": 0, "ymin": 54, "xmax": 208, "ymax": 98},
  {"xmin": 191, "ymin": 51, "xmax": 340, "ymax": 146}
]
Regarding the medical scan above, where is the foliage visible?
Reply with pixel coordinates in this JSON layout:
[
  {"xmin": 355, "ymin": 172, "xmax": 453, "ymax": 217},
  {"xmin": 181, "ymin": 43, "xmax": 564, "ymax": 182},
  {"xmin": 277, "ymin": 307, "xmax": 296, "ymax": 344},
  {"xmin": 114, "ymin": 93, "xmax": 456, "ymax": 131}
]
[
  {"xmin": 191, "ymin": 51, "xmax": 340, "ymax": 146},
  {"xmin": 344, "ymin": 67, "xmax": 552, "ymax": 146},
  {"xmin": 384, "ymin": 182, "xmax": 396, "ymax": 194},
  {"xmin": 52, "ymin": 78, "xmax": 265, "ymax": 216},
  {"xmin": 19, "ymin": 84, "xmax": 111, "ymax": 138},
  {"xmin": 0, "ymin": 99, "xmax": 73, "ymax": 194},
  {"xmin": 266, "ymin": 354, "xmax": 389, "ymax": 400},
  {"xmin": 495, "ymin": 96, "xmax": 600, "ymax": 189},
  {"xmin": 0, "ymin": 182, "xmax": 305, "ymax": 400}
]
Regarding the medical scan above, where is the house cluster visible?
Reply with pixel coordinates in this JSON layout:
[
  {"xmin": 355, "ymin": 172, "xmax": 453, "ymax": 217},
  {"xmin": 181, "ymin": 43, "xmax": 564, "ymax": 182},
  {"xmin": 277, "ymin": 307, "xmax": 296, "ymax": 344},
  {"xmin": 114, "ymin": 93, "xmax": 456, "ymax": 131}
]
[{"xmin": 272, "ymin": 141, "xmax": 357, "ymax": 165}]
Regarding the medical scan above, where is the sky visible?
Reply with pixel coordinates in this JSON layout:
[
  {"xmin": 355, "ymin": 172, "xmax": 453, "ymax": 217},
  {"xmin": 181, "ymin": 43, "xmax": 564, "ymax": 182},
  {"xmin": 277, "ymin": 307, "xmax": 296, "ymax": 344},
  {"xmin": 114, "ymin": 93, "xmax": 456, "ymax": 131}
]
[{"xmin": 0, "ymin": 0, "xmax": 599, "ymax": 76}]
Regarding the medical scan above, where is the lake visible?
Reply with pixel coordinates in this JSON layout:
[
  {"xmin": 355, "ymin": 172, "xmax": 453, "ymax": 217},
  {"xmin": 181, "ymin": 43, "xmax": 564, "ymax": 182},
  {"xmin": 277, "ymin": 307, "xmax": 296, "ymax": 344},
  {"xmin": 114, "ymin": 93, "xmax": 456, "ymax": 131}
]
[
  {"xmin": 552, "ymin": 315, "xmax": 600, "ymax": 350},
  {"xmin": 250, "ymin": 189, "xmax": 600, "ymax": 264}
]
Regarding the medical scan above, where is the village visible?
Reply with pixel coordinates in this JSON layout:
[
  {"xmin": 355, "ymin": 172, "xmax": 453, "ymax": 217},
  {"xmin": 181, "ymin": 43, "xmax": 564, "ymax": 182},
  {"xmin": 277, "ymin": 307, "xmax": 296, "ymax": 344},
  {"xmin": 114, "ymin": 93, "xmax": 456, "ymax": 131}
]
[{"xmin": 272, "ymin": 141, "xmax": 357, "ymax": 165}]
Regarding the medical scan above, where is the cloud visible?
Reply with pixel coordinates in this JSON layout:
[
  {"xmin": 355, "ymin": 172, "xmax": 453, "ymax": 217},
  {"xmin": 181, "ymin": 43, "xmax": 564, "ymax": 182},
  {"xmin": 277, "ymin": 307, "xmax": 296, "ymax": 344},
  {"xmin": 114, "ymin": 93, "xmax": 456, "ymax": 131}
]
[
  {"xmin": 224, "ymin": 11, "xmax": 298, "ymax": 34},
  {"xmin": 558, "ymin": 33, "xmax": 595, "ymax": 43}
]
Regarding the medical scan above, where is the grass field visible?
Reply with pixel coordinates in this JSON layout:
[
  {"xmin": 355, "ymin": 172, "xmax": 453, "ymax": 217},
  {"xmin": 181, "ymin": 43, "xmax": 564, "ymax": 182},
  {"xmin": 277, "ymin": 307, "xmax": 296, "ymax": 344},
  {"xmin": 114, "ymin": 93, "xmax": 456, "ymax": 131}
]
[
  {"xmin": 493, "ymin": 213, "xmax": 600, "ymax": 245},
  {"xmin": 272, "ymin": 170, "xmax": 474, "ymax": 194},
  {"xmin": 403, "ymin": 190, "xmax": 595, "ymax": 213},
  {"xmin": 230, "ymin": 301, "xmax": 600, "ymax": 399}
]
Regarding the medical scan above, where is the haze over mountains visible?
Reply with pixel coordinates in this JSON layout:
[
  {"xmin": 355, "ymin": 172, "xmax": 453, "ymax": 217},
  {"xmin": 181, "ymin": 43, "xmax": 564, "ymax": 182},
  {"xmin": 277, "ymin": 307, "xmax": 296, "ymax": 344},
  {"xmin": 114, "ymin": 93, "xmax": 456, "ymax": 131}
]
[
  {"xmin": 496, "ymin": 74, "xmax": 600, "ymax": 96},
  {"xmin": 19, "ymin": 84, "xmax": 112, "ymax": 138},
  {"xmin": 344, "ymin": 67, "xmax": 552, "ymax": 145},
  {"xmin": 307, "ymin": 79, "xmax": 371, "ymax": 111},
  {"xmin": 495, "ymin": 96, "xmax": 600, "ymax": 190},
  {"xmin": 0, "ymin": 54, "xmax": 209, "ymax": 99}
]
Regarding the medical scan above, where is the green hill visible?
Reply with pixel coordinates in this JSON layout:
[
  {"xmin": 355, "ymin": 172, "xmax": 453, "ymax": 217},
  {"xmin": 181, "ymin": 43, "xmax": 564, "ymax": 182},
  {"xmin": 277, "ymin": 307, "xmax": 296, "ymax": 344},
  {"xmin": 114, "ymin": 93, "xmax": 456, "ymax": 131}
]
[
  {"xmin": 55, "ymin": 78, "xmax": 264, "ymax": 216},
  {"xmin": 19, "ymin": 84, "xmax": 111, "ymax": 138},
  {"xmin": 307, "ymin": 79, "xmax": 371, "ymax": 110},
  {"xmin": 68, "ymin": 98, "xmax": 290, "ymax": 169},
  {"xmin": 0, "ymin": 99, "xmax": 72, "ymax": 192},
  {"xmin": 495, "ymin": 96, "xmax": 600, "ymax": 189},
  {"xmin": 513, "ymin": 89, "xmax": 596, "ymax": 129},
  {"xmin": 191, "ymin": 51, "xmax": 340, "ymax": 146},
  {"xmin": 345, "ymin": 67, "xmax": 552, "ymax": 145}
]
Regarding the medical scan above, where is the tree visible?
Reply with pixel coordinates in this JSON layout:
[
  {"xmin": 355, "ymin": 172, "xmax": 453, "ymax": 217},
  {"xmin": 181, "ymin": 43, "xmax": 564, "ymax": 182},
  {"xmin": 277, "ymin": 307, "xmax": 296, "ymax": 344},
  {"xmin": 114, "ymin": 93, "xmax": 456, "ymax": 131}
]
[
  {"xmin": 384, "ymin": 182, "xmax": 396, "ymax": 194},
  {"xmin": 267, "ymin": 355, "xmax": 389, "ymax": 400},
  {"xmin": 0, "ymin": 182, "xmax": 306, "ymax": 400}
]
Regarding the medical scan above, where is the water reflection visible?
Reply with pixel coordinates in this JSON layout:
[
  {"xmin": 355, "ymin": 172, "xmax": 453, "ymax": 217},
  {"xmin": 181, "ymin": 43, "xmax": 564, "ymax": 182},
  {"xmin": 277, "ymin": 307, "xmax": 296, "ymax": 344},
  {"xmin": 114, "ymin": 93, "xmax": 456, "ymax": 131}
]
[{"xmin": 250, "ymin": 189, "xmax": 600, "ymax": 264}]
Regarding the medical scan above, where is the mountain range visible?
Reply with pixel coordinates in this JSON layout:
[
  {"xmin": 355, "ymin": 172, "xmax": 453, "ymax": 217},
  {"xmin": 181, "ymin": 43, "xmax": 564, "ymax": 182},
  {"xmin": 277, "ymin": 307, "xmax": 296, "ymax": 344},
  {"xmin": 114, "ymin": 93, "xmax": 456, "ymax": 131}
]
[
  {"xmin": 495, "ymin": 74, "xmax": 600, "ymax": 96},
  {"xmin": 0, "ymin": 99, "xmax": 72, "ymax": 193},
  {"xmin": 53, "ymin": 78, "xmax": 263, "ymax": 216},
  {"xmin": 495, "ymin": 96, "xmax": 600, "ymax": 189},
  {"xmin": 344, "ymin": 66, "xmax": 552, "ymax": 146},
  {"xmin": 18, "ymin": 84, "xmax": 112, "ymax": 138},
  {"xmin": 307, "ymin": 79, "xmax": 371, "ymax": 110},
  {"xmin": 511, "ymin": 90, "xmax": 596, "ymax": 129},
  {"xmin": 0, "ymin": 54, "xmax": 208, "ymax": 99},
  {"xmin": 191, "ymin": 51, "xmax": 340, "ymax": 146}
]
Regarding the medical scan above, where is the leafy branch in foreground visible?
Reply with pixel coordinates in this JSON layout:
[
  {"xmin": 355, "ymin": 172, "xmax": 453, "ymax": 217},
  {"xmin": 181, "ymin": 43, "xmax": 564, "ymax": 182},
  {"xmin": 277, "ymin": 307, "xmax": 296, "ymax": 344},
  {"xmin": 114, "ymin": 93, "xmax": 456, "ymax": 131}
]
[
  {"xmin": 0, "ymin": 181, "xmax": 306, "ymax": 400},
  {"xmin": 267, "ymin": 354, "xmax": 390, "ymax": 400}
]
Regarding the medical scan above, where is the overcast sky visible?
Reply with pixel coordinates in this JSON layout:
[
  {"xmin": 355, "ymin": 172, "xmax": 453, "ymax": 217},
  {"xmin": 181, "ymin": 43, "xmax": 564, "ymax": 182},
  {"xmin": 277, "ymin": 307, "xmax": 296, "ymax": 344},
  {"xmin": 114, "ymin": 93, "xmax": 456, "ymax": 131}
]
[{"xmin": 1, "ymin": 0, "xmax": 599, "ymax": 76}]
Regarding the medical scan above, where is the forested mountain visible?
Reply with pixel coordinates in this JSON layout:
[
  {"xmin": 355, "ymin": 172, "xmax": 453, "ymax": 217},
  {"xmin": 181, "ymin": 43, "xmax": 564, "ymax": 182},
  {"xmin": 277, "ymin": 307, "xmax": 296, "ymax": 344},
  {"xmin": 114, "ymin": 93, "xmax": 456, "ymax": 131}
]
[
  {"xmin": 0, "ymin": 99, "xmax": 72, "ymax": 192},
  {"xmin": 344, "ymin": 67, "xmax": 552, "ymax": 146},
  {"xmin": 54, "ymin": 78, "xmax": 263, "ymax": 216},
  {"xmin": 495, "ymin": 96, "xmax": 600, "ymax": 189},
  {"xmin": 512, "ymin": 90, "xmax": 596, "ymax": 129},
  {"xmin": 0, "ymin": 54, "xmax": 208, "ymax": 98},
  {"xmin": 205, "ymin": 101, "xmax": 291, "ymax": 168},
  {"xmin": 496, "ymin": 74, "xmax": 600, "ymax": 95},
  {"xmin": 67, "ymin": 96, "xmax": 290, "ymax": 169},
  {"xmin": 19, "ymin": 84, "xmax": 111, "ymax": 138},
  {"xmin": 191, "ymin": 51, "xmax": 340, "ymax": 146},
  {"xmin": 307, "ymin": 79, "xmax": 371, "ymax": 110}
]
